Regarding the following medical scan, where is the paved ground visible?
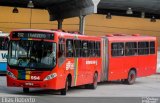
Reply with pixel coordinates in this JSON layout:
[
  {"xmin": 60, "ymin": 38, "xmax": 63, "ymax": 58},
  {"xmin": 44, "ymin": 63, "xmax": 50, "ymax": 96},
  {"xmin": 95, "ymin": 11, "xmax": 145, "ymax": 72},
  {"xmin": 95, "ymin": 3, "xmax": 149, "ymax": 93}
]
[
  {"xmin": 0, "ymin": 75, "xmax": 160, "ymax": 97},
  {"xmin": 0, "ymin": 75, "xmax": 160, "ymax": 103}
]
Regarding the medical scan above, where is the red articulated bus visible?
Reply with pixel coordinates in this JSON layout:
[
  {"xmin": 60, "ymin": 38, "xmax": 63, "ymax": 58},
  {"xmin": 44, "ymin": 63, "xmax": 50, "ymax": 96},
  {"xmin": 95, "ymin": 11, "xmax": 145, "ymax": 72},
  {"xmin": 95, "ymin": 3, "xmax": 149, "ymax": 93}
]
[{"xmin": 7, "ymin": 29, "xmax": 157, "ymax": 95}]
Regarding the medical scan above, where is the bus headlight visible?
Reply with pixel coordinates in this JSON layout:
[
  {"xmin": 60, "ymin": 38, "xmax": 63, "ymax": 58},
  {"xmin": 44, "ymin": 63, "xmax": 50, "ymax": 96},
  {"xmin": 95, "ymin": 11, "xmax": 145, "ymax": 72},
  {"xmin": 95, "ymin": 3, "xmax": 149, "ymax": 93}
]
[
  {"xmin": 7, "ymin": 70, "xmax": 16, "ymax": 79},
  {"xmin": 44, "ymin": 73, "xmax": 57, "ymax": 81}
]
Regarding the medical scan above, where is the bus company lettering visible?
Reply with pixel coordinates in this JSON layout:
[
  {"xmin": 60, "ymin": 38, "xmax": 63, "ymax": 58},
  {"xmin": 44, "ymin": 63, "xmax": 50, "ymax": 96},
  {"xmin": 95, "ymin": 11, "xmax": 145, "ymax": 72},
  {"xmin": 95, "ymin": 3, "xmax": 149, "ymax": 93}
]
[
  {"xmin": 66, "ymin": 61, "xmax": 74, "ymax": 70},
  {"xmin": 86, "ymin": 60, "xmax": 98, "ymax": 65},
  {"xmin": 1, "ymin": 53, "xmax": 7, "ymax": 59},
  {"xmin": 0, "ymin": 51, "xmax": 7, "ymax": 62}
]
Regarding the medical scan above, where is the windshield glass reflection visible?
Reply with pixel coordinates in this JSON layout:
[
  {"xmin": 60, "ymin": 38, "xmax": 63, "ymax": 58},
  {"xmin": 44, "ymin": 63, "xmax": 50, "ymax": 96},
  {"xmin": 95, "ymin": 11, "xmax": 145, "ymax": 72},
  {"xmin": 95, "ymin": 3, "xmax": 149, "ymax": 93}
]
[{"xmin": 8, "ymin": 40, "xmax": 56, "ymax": 69}]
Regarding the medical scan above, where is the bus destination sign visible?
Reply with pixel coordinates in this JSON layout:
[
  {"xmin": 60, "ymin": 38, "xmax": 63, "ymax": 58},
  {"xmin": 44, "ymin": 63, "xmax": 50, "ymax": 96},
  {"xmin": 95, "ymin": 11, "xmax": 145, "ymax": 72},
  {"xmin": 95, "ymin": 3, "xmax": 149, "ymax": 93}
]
[{"xmin": 12, "ymin": 32, "xmax": 54, "ymax": 40}]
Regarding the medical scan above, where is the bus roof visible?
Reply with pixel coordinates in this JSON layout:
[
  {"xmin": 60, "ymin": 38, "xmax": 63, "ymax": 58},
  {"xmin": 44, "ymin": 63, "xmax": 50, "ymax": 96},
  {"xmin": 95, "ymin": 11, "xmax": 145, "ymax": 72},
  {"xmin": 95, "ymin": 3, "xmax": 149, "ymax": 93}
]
[
  {"xmin": 10, "ymin": 29, "xmax": 156, "ymax": 41},
  {"xmin": 11, "ymin": 29, "xmax": 55, "ymax": 33},
  {"xmin": 105, "ymin": 35, "xmax": 156, "ymax": 42},
  {"xmin": 11, "ymin": 29, "xmax": 102, "ymax": 40},
  {"xmin": 0, "ymin": 32, "xmax": 9, "ymax": 37}
]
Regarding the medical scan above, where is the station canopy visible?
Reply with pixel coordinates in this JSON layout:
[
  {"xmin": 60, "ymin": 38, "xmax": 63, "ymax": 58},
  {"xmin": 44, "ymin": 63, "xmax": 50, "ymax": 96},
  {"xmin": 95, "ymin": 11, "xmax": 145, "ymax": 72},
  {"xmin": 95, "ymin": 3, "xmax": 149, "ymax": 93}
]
[
  {"xmin": 0, "ymin": 0, "xmax": 160, "ymax": 19},
  {"xmin": 98, "ymin": 0, "xmax": 160, "ymax": 19},
  {"xmin": 0, "ymin": 0, "xmax": 100, "ymax": 20}
]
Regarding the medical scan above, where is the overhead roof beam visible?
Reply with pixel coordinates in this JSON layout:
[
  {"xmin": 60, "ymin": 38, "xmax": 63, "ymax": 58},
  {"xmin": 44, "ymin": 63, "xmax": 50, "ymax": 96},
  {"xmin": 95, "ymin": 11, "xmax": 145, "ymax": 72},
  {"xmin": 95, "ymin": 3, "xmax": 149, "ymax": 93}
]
[{"xmin": 47, "ymin": 0, "xmax": 100, "ymax": 21}]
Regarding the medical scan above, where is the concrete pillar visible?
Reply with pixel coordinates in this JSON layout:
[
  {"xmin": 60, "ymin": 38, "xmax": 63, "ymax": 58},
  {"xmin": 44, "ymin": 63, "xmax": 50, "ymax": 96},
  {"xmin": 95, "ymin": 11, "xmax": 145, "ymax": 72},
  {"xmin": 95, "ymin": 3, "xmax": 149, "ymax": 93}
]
[
  {"xmin": 79, "ymin": 15, "xmax": 86, "ymax": 35},
  {"xmin": 57, "ymin": 19, "xmax": 63, "ymax": 30},
  {"xmin": 29, "ymin": 8, "xmax": 33, "ymax": 29}
]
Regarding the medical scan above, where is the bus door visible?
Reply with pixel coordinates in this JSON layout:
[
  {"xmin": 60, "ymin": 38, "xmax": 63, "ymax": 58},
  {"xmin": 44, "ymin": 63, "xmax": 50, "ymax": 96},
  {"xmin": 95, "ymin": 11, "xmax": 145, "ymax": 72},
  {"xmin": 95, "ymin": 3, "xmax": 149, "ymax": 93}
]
[
  {"xmin": 101, "ymin": 37, "xmax": 109, "ymax": 81},
  {"xmin": 58, "ymin": 38, "xmax": 66, "ymax": 77}
]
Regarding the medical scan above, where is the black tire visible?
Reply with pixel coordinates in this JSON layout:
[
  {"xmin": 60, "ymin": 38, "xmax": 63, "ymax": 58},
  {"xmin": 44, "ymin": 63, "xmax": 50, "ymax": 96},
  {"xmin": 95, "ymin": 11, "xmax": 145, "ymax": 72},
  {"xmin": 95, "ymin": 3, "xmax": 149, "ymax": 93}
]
[
  {"xmin": 84, "ymin": 84, "xmax": 90, "ymax": 89},
  {"xmin": 121, "ymin": 79, "xmax": 126, "ymax": 84},
  {"xmin": 23, "ymin": 88, "xmax": 29, "ymax": 93},
  {"xmin": 90, "ymin": 73, "xmax": 98, "ymax": 89},
  {"xmin": 125, "ymin": 70, "xmax": 136, "ymax": 85},
  {"xmin": 61, "ymin": 78, "xmax": 69, "ymax": 95}
]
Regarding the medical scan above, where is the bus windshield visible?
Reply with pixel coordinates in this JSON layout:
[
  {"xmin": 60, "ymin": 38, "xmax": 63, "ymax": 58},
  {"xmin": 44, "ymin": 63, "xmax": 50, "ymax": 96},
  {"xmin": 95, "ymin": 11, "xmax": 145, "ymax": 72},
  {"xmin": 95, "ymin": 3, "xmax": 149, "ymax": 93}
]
[{"xmin": 8, "ymin": 40, "xmax": 56, "ymax": 70}]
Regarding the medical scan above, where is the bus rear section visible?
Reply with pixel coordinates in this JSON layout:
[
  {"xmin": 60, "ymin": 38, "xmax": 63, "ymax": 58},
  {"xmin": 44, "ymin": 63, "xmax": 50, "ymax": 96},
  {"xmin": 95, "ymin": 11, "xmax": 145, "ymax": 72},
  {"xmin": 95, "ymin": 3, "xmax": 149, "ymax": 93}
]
[
  {"xmin": 7, "ymin": 29, "xmax": 102, "ymax": 95},
  {"xmin": 0, "ymin": 32, "xmax": 9, "ymax": 74},
  {"xmin": 101, "ymin": 35, "xmax": 157, "ymax": 84}
]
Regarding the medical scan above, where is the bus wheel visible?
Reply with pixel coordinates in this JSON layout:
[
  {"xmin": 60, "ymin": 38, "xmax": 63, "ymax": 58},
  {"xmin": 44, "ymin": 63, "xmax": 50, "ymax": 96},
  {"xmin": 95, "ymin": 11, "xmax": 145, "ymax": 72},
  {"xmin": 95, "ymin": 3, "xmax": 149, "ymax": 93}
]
[
  {"xmin": 90, "ymin": 73, "xmax": 98, "ymax": 89},
  {"xmin": 61, "ymin": 78, "xmax": 69, "ymax": 95},
  {"xmin": 23, "ymin": 88, "xmax": 29, "ymax": 93},
  {"xmin": 125, "ymin": 70, "xmax": 136, "ymax": 85}
]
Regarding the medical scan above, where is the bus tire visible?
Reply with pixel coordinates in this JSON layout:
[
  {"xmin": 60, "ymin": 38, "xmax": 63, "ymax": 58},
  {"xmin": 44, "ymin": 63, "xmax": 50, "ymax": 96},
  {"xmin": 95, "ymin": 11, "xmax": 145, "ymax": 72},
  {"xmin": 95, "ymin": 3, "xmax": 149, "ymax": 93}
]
[
  {"xmin": 23, "ymin": 88, "xmax": 29, "ymax": 93},
  {"xmin": 125, "ymin": 70, "xmax": 136, "ymax": 85},
  {"xmin": 61, "ymin": 78, "xmax": 69, "ymax": 95},
  {"xmin": 90, "ymin": 73, "xmax": 98, "ymax": 89}
]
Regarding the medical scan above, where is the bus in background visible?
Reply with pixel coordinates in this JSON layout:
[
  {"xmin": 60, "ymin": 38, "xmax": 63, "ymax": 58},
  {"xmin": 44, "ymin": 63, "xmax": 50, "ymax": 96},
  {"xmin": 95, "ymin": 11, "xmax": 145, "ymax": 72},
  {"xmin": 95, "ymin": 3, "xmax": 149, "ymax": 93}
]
[
  {"xmin": 7, "ymin": 29, "xmax": 157, "ymax": 95},
  {"xmin": 0, "ymin": 31, "xmax": 9, "ymax": 74}
]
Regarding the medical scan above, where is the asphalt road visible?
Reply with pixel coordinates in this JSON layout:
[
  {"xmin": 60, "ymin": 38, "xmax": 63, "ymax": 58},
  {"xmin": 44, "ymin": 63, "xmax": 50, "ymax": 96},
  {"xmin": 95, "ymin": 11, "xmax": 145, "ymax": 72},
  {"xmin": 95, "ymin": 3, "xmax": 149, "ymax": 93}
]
[
  {"xmin": 0, "ymin": 75, "xmax": 160, "ymax": 97},
  {"xmin": 0, "ymin": 75, "xmax": 160, "ymax": 103}
]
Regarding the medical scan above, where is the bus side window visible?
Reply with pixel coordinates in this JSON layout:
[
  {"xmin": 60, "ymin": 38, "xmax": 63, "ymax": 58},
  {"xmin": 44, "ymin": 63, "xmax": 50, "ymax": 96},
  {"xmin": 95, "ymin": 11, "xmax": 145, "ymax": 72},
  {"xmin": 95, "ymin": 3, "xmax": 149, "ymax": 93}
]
[
  {"xmin": 92, "ymin": 41, "xmax": 96, "ymax": 57},
  {"xmin": 59, "ymin": 38, "xmax": 65, "ymax": 57},
  {"xmin": 111, "ymin": 42, "xmax": 124, "ymax": 57},
  {"xmin": 74, "ymin": 40, "xmax": 81, "ymax": 57},
  {"xmin": 88, "ymin": 41, "xmax": 92, "ymax": 57},
  {"xmin": 85, "ymin": 41, "xmax": 97, "ymax": 57},
  {"xmin": 5, "ymin": 38, "xmax": 9, "ymax": 50},
  {"xmin": 95, "ymin": 42, "xmax": 98, "ymax": 57},
  {"xmin": 82, "ymin": 41, "xmax": 88, "ymax": 57},
  {"xmin": 96, "ymin": 42, "xmax": 101, "ymax": 57},
  {"xmin": 125, "ymin": 42, "xmax": 137, "ymax": 56},
  {"xmin": 0, "ymin": 37, "xmax": 8, "ymax": 50},
  {"xmin": 138, "ymin": 42, "xmax": 149, "ymax": 55},
  {"xmin": 66, "ymin": 39, "xmax": 74, "ymax": 57},
  {"xmin": 150, "ymin": 41, "xmax": 155, "ymax": 54}
]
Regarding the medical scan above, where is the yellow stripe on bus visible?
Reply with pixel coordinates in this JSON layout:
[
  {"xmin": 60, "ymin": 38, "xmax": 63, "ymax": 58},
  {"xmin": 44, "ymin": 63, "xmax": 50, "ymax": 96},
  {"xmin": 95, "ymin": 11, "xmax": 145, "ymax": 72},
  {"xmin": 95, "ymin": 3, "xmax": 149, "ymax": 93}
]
[
  {"xmin": 74, "ymin": 58, "xmax": 78, "ymax": 86},
  {"xmin": 26, "ymin": 75, "xmax": 30, "ymax": 80}
]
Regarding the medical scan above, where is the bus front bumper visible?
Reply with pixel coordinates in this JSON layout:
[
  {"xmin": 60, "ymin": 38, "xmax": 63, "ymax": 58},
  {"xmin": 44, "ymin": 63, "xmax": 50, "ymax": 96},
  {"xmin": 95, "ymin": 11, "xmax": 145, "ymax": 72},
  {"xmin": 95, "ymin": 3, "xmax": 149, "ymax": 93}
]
[{"xmin": 7, "ymin": 76, "xmax": 64, "ymax": 90}]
